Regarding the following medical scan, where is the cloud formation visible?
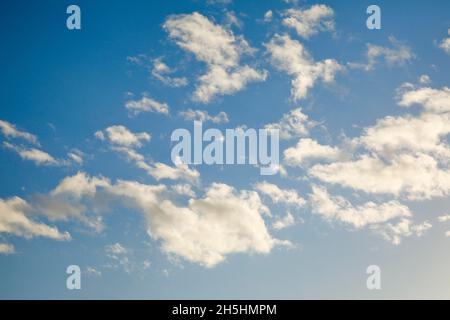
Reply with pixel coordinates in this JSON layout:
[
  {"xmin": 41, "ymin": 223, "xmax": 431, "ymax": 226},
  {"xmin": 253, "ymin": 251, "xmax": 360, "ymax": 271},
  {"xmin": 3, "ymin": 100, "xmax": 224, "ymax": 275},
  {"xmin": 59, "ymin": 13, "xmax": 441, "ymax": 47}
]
[
  {"xmin": 266, "ymin": 34, "xmax": 343, "ymax": 101},
  {"xmin": 282, "ymin": 5, "xmax": 335, "ymax": 39},
  {"xmin": 164, "ymin": 12, "xmax": 267, "ymax": 103}
]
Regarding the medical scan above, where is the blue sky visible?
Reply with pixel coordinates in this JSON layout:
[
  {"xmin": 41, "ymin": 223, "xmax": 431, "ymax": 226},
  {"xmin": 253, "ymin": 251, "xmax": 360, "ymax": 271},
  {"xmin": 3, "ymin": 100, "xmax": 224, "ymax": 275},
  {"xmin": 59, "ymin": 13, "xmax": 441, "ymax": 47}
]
[{"xmin": 1, "ymin": 0, "xmax": 450, "ymax": 299}]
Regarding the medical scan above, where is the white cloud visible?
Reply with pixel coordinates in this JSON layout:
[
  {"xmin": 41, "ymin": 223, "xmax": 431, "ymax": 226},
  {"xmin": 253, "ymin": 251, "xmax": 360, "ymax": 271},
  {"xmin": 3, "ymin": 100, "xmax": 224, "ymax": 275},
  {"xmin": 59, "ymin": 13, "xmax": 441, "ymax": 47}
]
[
  {"xmin": 105, "ymin": 242, "xmax": 134, "ymax": 273},
  {"xmin": 144, "ymin": 161, "xmax": 200, "ymax": 183},
  {"xmin": 438, "ymin": 214, "xmax": 450, "ymax": 222},
  {"xmin": 306, "ymin": 83, "xmax": 450, "ymax": 201},
  {"xmin": 397, "ymin": 84, "xmax": 450, "ymax": 114},
  {"xmin": 265, "ymin": 34, "xmax": 343, "ymax": 101},
  {"xmin": 439, "ymin": 28, "xmax": 450, "ymax": 54},
  {"xmin": 151, "ymin": 58, "xmax": 188, "ymax": 87},
  {"xmin": 282, "ymin": 5, "xmax": 335, "ymax": 39},
  {"xmin": 419, "ymin": 74, "xmax": 431, "ymax": 85},
  {"xmin": 254, "ymin": 181, "xmax": 306, "ymax": 207},
  {"xmin": 67, "ymin": 149, "xmax": 84, "ymax": 165},
  {"xmin": 125, "ymin": 94, "xmax": 170, "ymax": 116},
  {"xmin": 309, "ymin": 185, "xmax": 430, "ymax": 244},
  {"xmin": 284, "ymin": 138, "xmax": 343, "ymax": 166},
  {"xmin": 96, "ymin": 126, "xmax": 198, "ymax": 183},
  {"xmin": 179, "ymin": 109, "xmax": 229, "ymax": 124},
  {"xmin": 0, "ymin": 243, "xmax": 15, "ymax": 255},
  {"xmin": 374, "ymin": 219, "xmax": 432, "ymax": 245},
  {"xmin": 164, "ymin": 12, "xmax": 267, "ymax": 103},
  {"xmin": 171, "ymin": 183, "xmax": 196, "ymax": 197},
  {"xmin": 3, "ymin": 142, "xmax": 59, "ymax": 166},
  {"xmin": 273, "ymin": 212, "xmax": 295, "ymax": 230},
  {"xmin": 95, "ymin": 125, "xmax": 151, "ymax": 148},
  {"xmin": 224, "ymin": 11, "xmax": 242, "ymax": 29},
  {"xmin": 309, "ymin": 185, "xmax": 411, "ymax": 229},
  {"xmin": 446, "ymin": 230, "xmax": 450, "ymax": 237},
  {"xmin": 265, "ymin": 108, "xmax": 317, "ymax": 139},
  {"xmin": 263, "ymin": 10, "xmax": 273, "ymax": 23},
  {"xmin": 354, "ymin": 112, "xmax": 450, "ymax": 159},
  {"xmin": 51, "ymin": 171, "xmax": 110, "ymax": 200},
  {"xmin": 310, "ymin": 153, "xmax": 450, "ymax": 201},
  {"xmin": 0, "ymin": 196, "xmax": 70, "ymax": 240},
  {"xmin": 31, "ymin": 172, "xmax": 111, "ymax": 233},
  {"xmin": 86, "ymin": 266, "xmax": 102, "ymax": 277},
  {"xmin": 40, "ymin": 173, "xmax": 289, "ymax": 268},
  {"xmin": 0, "ymin": 119, "xmax": 39, "ymax": 145},
  {"xmin": 350, "ymin": 37, "xmax": 414, "ymax": 71},
  {"xmin": 105, "ymin": 242, "xmax": 128, "ymax": 255}
]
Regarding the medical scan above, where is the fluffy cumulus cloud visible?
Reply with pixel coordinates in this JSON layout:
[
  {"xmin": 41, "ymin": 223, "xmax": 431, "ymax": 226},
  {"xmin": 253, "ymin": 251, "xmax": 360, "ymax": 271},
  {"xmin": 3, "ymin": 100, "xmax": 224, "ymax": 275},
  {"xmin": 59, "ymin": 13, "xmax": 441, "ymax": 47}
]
[
  {"xmin": 0, "ymin": 196, "xmax": 70, "ymax": 241},
  {"xmin": 125, "ymin": 94, "xmax": 169, "ymax": 116},
  {"xmin": 310, "ymin": 153, "xmax": 450, "ymax": 201},
  {"xmin": 439, "ymin": 28, "xmax": 450, "ymax": 54},
  {"xmin": 350, "ymin": 37, "xmax": 414, "ymax": 71},
  {"xmin": 397, "ymin": 84, "xmax": 450, "ymax": 113},
  {"xmin": 284, "ymin": 138, "xmax": 343, "ymax": 166},
  {"xmin": 95, "ymin": 125, "xmax": 151, "ymax": 148},
  {"xmin": 254, "ymin": 181, "xmax": 305, "ymax": 207},
  {"xmin": 33, "ymin": 172, "xmax": 288, "ymax": 268},
  {"xmin": 178, "ymin": 109, "xmax": 229, "ymax": 124},
  {"xmin": 305, "ymin": 82, "xmax": 450, "ymax": 201},
  {"xmin": 265, "ymin": 108, "xmax": 317, "ymax": 140},
  {"xmin": 282, "ymin": 5, "xmax": 335, "ymax": 39},
  {"xmin": 265, "ymin": 34, "xmax": 343, "ymax": 101},
  {"xmin": 164, "ymin": 12, "xmax": 267, "ymax": 103}
]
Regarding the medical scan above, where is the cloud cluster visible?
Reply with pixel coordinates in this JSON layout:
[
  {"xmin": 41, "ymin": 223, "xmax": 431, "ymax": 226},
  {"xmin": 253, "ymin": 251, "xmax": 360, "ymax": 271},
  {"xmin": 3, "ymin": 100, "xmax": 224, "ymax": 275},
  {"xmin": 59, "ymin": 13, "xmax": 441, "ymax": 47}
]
[
  {"xmin": 179, "ymin": 109, "xmax": 229, "ymax": 124},
  {"xmin": 151, "ymin": 58, "xmax": 188, "ymax": 87},
  {"xmin": 164, "ymin": 12, "xmax": 267, "ymax": 103},
  {"xmin": 349, "ymin": 37, "xmax": 414, "ymax": 71},
  {"xmin": 1, "ymin": 119, "xmax": 82, "ymax": 167},
  {"xmin": 265, "ymin": 108, "xmax": 317, "ymax": 140},
  {"xmin": 266, "ymin": 34, "xmax": 343, "ymax": 101},
  {"xmin": 125, "ymin": 94, "xmax": 170, "ymax": 116},
  {"xmin": 96, "ymin": 125, "xmax": 199, "ymax": 182},
  {"xmin": 0, "ymin": 196, "xmax": 71, "ymax": 242},
  {"xmin": 307, "ymin": 84, "xmax": 450, "ymax": 201},
  {"xmin": 282, "ymin": 5, "xmax": 335, "ymax": 39},
  {"xmin": 31, "ymin": 172, "xmax": 288, "ymax": 267},
  {"xmin": 254, "ymin": 181, "xmax": 305, "ymax": 207},
  {"xmin": 0, "ymin": 120, "xmax": 39, "ymax": 145}
]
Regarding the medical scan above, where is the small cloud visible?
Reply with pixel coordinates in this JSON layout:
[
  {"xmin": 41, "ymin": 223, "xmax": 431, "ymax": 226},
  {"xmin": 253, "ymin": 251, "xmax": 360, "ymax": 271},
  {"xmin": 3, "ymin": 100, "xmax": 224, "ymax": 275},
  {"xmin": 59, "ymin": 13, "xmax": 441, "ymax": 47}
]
[
  {"xmin": 0, "ymin": 243, "xmax": 15, "ymax": 255},
  {"xmin": 419, "ymin": 74, "xmax": 431, "ymax": 85},
  {"xmin": 439, "ymin": 28, "xmax": 450, "ymax": 54},
  {"xmin": 86, "ymin": 266, "xmax": 102, "ymax": 277},
  {"xmin": 178, "ymin": 109, "xmax": 229, "ymax": 124},
  {"xmin": 273, "ymin": 212, "xmax": 295, "ymax": 230},
  {"xmin": 125, "ymin": 94, "xmax": 170, "ymax": 116},
  {"xmin": 263, "ymin": 10, "xmax": 273, "ymax": 23},
  {"xmin": 0, "ymin": 119, "xmax": 39, "ymax": 145}
]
